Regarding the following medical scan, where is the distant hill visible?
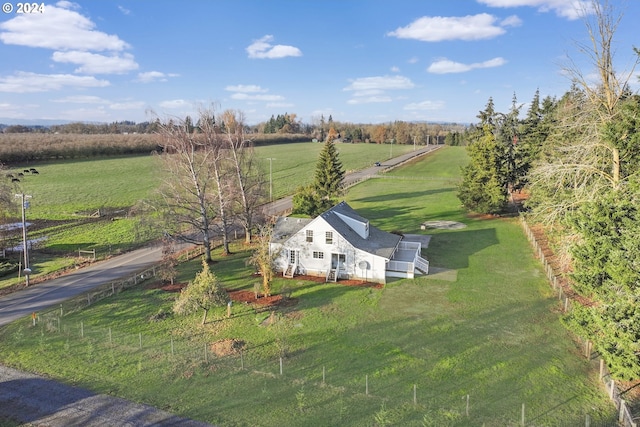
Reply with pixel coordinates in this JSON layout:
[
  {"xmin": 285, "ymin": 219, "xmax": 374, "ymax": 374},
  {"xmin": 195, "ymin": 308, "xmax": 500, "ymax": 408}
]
[{"xmin": 0, "ymin": 118, "xmax": 77, "ymax": 127}]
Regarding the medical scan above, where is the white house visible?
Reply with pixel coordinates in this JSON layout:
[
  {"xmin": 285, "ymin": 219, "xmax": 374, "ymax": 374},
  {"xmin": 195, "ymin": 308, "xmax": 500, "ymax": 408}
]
[{"xmin": 270, "ymin": 201, "xmax": 429, "ymax": 284}]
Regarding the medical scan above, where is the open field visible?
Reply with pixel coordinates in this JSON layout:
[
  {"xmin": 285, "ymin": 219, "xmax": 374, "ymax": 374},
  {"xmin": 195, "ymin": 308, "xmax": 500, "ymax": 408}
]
[
  {"xmin": 0, "ymin": 147, "xmax": 615, "ymax": 426},
  {"xmin": 0, "ymin": 142, "xmax": 417, "ymax": 288}
]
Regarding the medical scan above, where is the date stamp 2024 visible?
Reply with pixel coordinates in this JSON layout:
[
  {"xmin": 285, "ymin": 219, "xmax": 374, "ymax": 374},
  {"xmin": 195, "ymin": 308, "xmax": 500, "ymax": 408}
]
[{"xmin": 2, "ymin": 2, "xmax": 45, "ymax": 14}]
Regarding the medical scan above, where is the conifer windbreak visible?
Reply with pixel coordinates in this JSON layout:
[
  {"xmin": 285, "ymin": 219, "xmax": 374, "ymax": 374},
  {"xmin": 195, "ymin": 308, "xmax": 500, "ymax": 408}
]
[{"xmin": 313, "ymin": 139, "xmax": 345, "ymax": 200}]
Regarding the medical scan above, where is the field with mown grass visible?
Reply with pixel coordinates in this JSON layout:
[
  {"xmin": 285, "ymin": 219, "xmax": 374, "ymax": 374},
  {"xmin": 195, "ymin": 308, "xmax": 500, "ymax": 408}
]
[
  {"xmin": 0, "ymin": 142, "xmax": 416, "ymax": 289},
  {"xmin": 0, "ymin": 146, "xmax": 616, "ymax": 426}
]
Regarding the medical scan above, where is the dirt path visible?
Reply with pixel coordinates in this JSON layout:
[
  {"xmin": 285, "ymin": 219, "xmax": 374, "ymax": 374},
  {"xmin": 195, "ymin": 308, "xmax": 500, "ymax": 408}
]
[{"xmin": 0, "ymin": 364, "xmax": 213, "ymax": 427}]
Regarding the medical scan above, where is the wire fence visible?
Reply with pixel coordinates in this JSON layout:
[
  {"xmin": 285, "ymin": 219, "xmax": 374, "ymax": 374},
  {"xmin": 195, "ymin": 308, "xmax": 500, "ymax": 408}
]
[
  {"xmin": 11, "ymin": 309, "xmax": 621, "ymax": 427},
  {"xmin": 520, "ymin": 216, "xmax": 638, "ymax": 427}
]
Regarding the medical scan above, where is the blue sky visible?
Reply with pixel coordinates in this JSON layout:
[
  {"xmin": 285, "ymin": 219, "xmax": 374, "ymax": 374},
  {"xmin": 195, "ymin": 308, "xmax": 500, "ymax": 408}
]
[{"xmin": 1, "ymin": 0, "xmax": 639, "ymax": 125}]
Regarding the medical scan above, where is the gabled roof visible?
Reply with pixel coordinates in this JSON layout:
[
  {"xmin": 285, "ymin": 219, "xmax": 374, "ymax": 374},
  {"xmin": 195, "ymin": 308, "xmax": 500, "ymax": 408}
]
[
  {"xmin": 271, "ymin": 216, "xmax": 312, "ymax": 244},
  {"xmin": 271, "ymin": 202, "xmax": 402, "ymax": 260},
  {"xmin": 320, "ymin": 202, "xmax": 401, "ymax": 260}
]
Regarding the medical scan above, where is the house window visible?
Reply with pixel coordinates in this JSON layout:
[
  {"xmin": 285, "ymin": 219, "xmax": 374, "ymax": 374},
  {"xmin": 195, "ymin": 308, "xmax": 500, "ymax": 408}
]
[
  {"xmin": 325, "ymin": 231, "xmax": 333, "ymax": 244},
  {"xmin": 289, "ymin": 250, "xmax": 296, "ymax": 264},
  {"xmin": 306, "ymin": 230, "xmax": 313, "ymax": 242},
  {"xmin": 313, "ymin": 251, "xmax": 324, "ymax": 259}
]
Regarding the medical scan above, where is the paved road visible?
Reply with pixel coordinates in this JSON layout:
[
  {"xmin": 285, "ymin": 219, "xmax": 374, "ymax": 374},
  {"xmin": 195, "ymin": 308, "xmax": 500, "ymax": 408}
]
[
  {"xmin": 0, "ymin": 365, "xmax": 213, "ymax": 427},
  {"xmin": 262, "ymin": 144, "xmax": 441, "ymax": 216},
  {"xmin": 0, "ymin": 245, "xmax": 163, "ymax": 327}
]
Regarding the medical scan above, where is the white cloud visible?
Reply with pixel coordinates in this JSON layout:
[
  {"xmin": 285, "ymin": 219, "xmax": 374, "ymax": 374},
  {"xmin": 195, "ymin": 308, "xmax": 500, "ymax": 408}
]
[
  {"xmin": 344, "ymin": 75, "xmax": 415, "ymax": 105},
  {"xmin": 391, "ymin": 66, "xmax": 401, "ymax": 73},
  {"xmin": 230, "ymin": 93, "xmax": 285, "ymax": 102},
  {"xmin": 52, "ymin": 95, "xmax": 108, "ymax": 104},
  {"xmin": 267, "ymin": 102, "xmax": 295, "ymax": 108},
  {"xmin": 110, "ymin": 101, "xmax": 145, "ymax": 110},
  {"xmin": 387, "ymin": 13, "xmax": 506, "ymax": 42},
  {"xmin": 347, "ymin": 96, "xmax": 392, "ymax": 105},
  {"xmin": 118, "ymin": 5, "xmax": 131, "ymax": 15},
  {"xmin": 224, "ymin": 84, "xmax": 268, "ymax": 93},
  {"xmin": 136, "ymin": 71, "xmax": 178, "ymax": 83},
  {"xmin": 427, "ymin": 57, "xmax": 507, "ymax": 74},
  {"xmin": 501, "ymin": 15, "xmax": 523, "ymax": 27},
  {"xmin": 344, "ymin": 75, "xmax": 415, "ymax": 92},
  {"xmin": 477, "ymin": 0, "xmax": 593, "ymax": 20},
  {"xmin": 246, "ymin": 35, "xmax": 302, "ymax": 59},
  {"xmin": 0, "ymin": 2, "xmax": 130, "ymax": 51},
  {"xmin": 404, "ymin": 100, "xmax": 445, "ymax": 111},
  {"xmin": 0, "ymin": 72, "xmax": 109, "ymax": 93},
  {"xmin": 159, "ymin": 99, "xmax": 190, "ymax": 109},
  {"xmin": 52, "ymin": 51, "xmax": 139, "ymax": 74}
]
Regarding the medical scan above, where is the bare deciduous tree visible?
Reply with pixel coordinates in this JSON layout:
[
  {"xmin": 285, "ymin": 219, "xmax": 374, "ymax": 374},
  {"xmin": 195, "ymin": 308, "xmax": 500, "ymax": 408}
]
[
  {"xmin": 219, "ymin": 110, "xmax": 266, "ymax": 244},
  {"xmin": 155, "ymin": 113, "xmax": 219, "ymax": 262},
  {"xmin": 529, "ymin": 0, "xmax": 639, "ymax": 223}
]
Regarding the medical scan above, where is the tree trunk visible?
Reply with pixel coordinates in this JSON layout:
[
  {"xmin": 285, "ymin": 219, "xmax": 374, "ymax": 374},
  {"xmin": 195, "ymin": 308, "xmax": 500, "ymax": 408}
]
[{"xmin": 612, "ymin": 146, "xmax": 620, "ymax": 189}]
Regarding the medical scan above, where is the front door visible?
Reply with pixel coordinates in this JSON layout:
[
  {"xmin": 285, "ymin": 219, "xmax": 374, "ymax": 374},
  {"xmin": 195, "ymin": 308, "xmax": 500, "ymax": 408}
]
[{"xmin": 331, "ymin": 253, "xmax": 345, "ymax": 269}]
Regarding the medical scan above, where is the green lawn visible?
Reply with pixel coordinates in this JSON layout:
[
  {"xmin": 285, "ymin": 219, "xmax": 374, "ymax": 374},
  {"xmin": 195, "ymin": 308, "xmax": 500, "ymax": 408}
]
[
  {"xmin": 0, "ymin": 142, "xmax": 415, "ymax": 288},
  {"xmin": 0, "ymin": 146, "xmax": 615, "ymax": 426}
]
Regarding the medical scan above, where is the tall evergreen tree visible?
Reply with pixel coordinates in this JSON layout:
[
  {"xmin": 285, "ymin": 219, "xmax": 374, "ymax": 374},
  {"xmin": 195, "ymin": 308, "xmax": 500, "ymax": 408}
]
[
  {"xmin": 292, "ymin": 139, "xmax": 345, "ymax": 217},
  {"xmin": 314, "ymin": 139, "xmax": 344, "ymax": 200},
  {"xmin": 457, "ymin": 125, "xmax": 507, "ymax": 214}
]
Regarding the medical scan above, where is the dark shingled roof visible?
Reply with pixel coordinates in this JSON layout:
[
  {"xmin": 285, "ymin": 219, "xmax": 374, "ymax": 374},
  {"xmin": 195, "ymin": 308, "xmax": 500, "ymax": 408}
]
[
  {"xmin": 271, "ymin": 202, "xmax": 401, "ymax": 260},
  {"xmin": 320, "ymin": 201, "xmax": 401, "ymax": 260},
  {"xmin": 271, "ymin": 216, "xmax": 312, "ymax": 243}
]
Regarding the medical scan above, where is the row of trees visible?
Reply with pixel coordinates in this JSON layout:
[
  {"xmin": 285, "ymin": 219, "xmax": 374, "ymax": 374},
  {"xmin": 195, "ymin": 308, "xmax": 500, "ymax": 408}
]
[
  {"xmin": 458, "ymin": 0, "xmax": 640, "ymax": 380},
  {"xmin": 153, "ymin": 109, "xmax": 265, "ymax": 262},
  {"xmin": 2, "ymin": 115, "xmax": 467, "ymax": 148}
]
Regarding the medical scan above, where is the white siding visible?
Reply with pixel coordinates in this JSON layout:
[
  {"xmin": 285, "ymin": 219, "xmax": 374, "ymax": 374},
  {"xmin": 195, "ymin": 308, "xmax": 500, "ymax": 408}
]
[{"xmin": 272, "ymin": 217, "xmax": 388, "ymax": 283}]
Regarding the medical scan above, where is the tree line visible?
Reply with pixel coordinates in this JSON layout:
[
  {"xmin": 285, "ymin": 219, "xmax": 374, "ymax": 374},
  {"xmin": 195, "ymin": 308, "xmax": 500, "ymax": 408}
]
[
  {"xmin": 457, "ymin": 0, "xmax": 640, "ymax": 380},
  {"xmin": 2, "ymin": 114, "xmax": 467, "ymax": 146},
  {"xmin": 151, "ymin": 109, "xmax": 265, "ymax": 263}
]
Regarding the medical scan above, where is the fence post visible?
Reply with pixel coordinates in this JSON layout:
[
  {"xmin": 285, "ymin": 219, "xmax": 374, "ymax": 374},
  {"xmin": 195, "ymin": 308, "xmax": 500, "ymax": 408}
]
[
  {"xmin": 322, "ymin": 366, "xmax": 325, "ymax": 385},
  {"xmin": 366, "ymin": 374, "xmax": 369, "ymax": 395},
  {"xmin": 521, "ymin": 403, "xmax": 525, "ymax": 427},
  {"xmin": 599, "ymin": 359, "xmax": 605, "ymax": 379},
  {"xmin": 80, "ymin": 321, "xmax": 84, "ymax": 338},
  {"xmin": 279, "ymin": 357, "xmax": 283, "ymax": 375},
  {"xmin": 619, "ymin": 399, "xmax": 626, "ymax": 423},
  {"xmin": 609, "ymin": 379, "xmax": 615, "ymax": 399}
]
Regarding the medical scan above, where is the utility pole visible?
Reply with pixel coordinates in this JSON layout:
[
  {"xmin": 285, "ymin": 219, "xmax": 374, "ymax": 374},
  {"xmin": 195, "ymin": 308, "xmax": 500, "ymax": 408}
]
[
  {"xmin": 266, "ymin": 158, "xmax": 276, "ymax": 201},
  {"xmin": 15, "ymin": 193, "xmax": 32, "ymax": 286}
]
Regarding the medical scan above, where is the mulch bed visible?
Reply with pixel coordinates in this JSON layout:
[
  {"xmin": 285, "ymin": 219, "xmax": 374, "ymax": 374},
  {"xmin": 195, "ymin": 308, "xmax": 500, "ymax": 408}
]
[{"xmin": 147, "ymin": 275, "xmax": 382, "ymax": 309}]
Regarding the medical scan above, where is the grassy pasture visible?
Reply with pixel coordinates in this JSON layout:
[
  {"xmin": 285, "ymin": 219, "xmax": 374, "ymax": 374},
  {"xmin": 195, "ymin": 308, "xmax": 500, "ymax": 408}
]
[
  {"xmin": 0, "ymin": 142, "xmax": 416, "ymax": 287},
  {"xmin": 0, "ymin": 147, "xmax": 615, "ymax": 426}
]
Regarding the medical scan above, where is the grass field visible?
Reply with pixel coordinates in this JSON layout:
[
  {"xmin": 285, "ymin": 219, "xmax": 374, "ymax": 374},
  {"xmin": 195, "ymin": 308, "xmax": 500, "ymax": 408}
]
[
  {"xmin": 0, "ymin": 142, "xmax": 416, "ymax": 288},
  {"xmin": 0, "ymin": 146, "xmax": 616, "ymax": 426}
]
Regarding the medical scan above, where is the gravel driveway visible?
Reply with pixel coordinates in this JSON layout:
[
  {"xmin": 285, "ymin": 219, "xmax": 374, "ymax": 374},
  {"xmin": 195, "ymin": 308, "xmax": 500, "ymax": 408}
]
[{"xmin": 0, "ymin": 365, "xmax": 213, "ymax": 427}]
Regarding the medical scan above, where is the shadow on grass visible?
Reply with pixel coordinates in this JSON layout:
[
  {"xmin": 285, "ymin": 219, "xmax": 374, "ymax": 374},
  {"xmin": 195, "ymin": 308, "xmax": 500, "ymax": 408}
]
[
  {"xmin": 426, "ymin": 227, "xmax": 498, "ymax": 270},
  {"xmin": 353, "ymin": 188, "xmax": 453, "ymax": 204}
]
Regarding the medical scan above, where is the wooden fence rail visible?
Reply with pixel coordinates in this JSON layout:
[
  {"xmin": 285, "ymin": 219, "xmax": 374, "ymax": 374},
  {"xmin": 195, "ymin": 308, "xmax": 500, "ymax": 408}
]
[{"xmin": 520, "ymin": 216, "xmax": 637, "ymax": 427}]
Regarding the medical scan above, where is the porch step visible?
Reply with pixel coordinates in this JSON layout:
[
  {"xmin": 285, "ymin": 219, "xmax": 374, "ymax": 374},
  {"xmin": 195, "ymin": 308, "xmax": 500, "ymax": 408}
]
[
  {"xmin": 415, "ymin": 256, "xmax": 429, "ymax": 274},
  {"xmin": 284, "ymin": 263, "xmax": 296, "ymax": 278}
]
